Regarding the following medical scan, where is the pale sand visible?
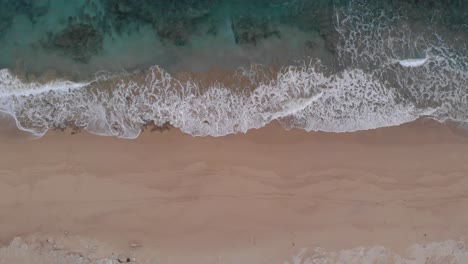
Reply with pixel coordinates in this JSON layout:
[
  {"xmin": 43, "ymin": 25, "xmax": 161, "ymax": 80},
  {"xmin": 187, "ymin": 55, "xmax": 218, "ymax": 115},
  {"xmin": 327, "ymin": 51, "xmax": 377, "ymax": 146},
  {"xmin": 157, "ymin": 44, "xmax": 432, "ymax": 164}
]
[{"xmin": 1, "ymin": 120, "xmax": 468, "ymax": 263}]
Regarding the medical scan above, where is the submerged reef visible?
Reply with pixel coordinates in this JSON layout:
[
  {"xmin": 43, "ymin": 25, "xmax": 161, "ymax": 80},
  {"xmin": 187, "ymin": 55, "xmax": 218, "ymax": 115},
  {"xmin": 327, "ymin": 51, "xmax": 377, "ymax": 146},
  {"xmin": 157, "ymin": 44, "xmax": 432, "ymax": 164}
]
[
  {"xmin": 103, "ymin": 0, "xmax": 217, "ymax": 45},
  {"xmin": 45, "ymin": 23, "xmax": 103, "ymax": 63},
  {"xmin": 0, "ymin": 0, "xmax": 465, "ymax": 66},
  {"xmin": 230, "ymin": 15, "xmax": 280, "ymax": 45}
]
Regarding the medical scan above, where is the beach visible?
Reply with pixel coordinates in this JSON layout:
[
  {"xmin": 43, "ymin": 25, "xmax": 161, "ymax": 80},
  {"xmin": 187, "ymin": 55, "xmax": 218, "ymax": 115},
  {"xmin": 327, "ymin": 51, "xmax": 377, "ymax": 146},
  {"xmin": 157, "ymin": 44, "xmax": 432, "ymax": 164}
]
[
  {"xmin": 0, "ymin": 0, "xmax": 467, "ymax": 263},
  {"xmin": 1, "ymin": 120, "xmax": 468, "ymax": 263}
]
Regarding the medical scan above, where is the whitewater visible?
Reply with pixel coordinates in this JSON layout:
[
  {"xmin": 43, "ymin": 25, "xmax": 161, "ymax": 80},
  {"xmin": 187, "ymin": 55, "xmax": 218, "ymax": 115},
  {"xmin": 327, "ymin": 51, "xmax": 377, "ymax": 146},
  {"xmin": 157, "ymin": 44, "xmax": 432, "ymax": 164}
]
[{"xmin": 0, "ymin": 3, "xmax": 466, "ymax": 139}]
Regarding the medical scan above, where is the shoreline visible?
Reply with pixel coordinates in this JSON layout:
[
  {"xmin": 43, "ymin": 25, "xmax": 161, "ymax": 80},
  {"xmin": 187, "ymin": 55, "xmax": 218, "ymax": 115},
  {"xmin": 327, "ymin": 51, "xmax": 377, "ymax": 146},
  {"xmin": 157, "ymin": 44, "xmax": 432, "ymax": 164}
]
[
  {"xmin": 0, "ymin": 1, "xmax": 466, "ymax": 262},
  {"xmin": 1, "ymin": 120, "xmax": 468, "ymax": 263}
]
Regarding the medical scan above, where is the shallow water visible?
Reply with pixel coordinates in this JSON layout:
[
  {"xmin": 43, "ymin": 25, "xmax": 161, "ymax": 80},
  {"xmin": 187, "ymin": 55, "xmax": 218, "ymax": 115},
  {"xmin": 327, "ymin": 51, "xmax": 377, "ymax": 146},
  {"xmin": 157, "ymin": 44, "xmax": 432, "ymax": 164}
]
[{"xmin": 0, "ymin": 0, "xmax": 466, "ymax": 138}]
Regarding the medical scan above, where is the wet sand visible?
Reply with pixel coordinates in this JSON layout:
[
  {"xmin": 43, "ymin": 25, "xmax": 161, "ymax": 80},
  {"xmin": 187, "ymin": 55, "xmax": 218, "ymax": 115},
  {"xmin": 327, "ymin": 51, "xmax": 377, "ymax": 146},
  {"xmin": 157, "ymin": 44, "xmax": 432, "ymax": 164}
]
[{"xmin": 1, "ymin": 120, "xmax": 468, "ymax": 263}]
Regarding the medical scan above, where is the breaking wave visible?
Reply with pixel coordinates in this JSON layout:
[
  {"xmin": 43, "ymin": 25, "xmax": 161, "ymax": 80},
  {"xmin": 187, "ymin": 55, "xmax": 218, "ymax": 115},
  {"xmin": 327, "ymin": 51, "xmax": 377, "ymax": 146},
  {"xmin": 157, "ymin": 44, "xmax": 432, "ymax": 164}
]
[{"xmin": 0, "ymin": 1, "xmax": 466, "ymax": 138}]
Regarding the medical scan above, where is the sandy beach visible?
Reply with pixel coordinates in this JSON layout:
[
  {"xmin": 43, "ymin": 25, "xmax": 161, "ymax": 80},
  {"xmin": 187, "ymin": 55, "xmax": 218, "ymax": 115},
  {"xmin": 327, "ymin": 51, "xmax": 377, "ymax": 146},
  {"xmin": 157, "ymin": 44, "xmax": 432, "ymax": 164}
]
[
  {"xmin": 1, "ymin": 120, "xmax": 468, "ymax": 263},
  {"xmin": 0, "ymin": 0, "xmax": 466, "ymax": 263}
]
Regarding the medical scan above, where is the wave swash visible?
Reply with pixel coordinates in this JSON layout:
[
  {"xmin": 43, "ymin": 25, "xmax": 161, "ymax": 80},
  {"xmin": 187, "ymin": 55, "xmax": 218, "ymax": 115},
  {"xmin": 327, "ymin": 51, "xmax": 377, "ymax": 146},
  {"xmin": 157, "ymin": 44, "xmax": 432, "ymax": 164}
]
[{"xmin": 0, "ymin": 2, "xmax": 467, "ymax": 139}]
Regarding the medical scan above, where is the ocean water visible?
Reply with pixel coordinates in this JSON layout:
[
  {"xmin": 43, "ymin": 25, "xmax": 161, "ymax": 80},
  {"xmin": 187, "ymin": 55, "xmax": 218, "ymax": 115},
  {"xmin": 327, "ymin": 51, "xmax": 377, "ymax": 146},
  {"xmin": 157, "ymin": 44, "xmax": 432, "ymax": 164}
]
[{"xmin": 0, "ymin": 0, "xmax": 466, "ymax": 138}]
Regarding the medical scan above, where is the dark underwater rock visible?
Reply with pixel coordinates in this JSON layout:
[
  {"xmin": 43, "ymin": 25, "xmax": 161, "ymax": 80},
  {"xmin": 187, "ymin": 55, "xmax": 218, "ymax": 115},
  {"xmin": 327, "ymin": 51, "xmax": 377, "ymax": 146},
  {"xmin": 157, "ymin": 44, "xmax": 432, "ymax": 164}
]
[
  {"xmin": 101, "ymin": 0, "xmax": 216, "ymax": 45},
  {"xmin": 154, "ymin": 20, "xmax": 192, "ymax": 46},
  {"xmin": 230, "ymin": 16, "xmax": 280, "ymax": 45},
  {"xmin": 52, "ymin": 24, "xmax": 103, "ymax": 63},
  {"xmin": 0, "ymin": 0, "xmax": 49, "ymax": 37}
]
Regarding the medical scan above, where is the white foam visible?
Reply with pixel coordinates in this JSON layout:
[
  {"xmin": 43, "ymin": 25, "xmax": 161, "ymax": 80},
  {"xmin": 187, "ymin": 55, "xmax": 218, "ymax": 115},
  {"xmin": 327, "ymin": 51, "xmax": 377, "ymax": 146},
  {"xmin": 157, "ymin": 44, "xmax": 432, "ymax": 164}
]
[
  {"xmin": 280, "ymin": 69, "xmax": 420, "ymax": 132},
  {"xmin": 0, "ymin": 2, "xmax": 466, "ymax": 138},
  {"xmin": 0, "ymin": 69, "xmax": 89, "ymax": 97},
  {"xmin": 398, "ymin": 58, "xmax": 428, "ymax": 67},
  {"xmin": 0, "ymin": 51, "xmax": 465, "ymax": 138}
]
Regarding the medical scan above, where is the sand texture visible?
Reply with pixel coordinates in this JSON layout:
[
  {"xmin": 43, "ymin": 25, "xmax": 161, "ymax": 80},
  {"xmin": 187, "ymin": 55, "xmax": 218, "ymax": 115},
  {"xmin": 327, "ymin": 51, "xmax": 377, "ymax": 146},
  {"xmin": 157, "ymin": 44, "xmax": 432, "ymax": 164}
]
[{"xmin": 1, "ymin": 120, "xmax": 468, "ymax": 263}]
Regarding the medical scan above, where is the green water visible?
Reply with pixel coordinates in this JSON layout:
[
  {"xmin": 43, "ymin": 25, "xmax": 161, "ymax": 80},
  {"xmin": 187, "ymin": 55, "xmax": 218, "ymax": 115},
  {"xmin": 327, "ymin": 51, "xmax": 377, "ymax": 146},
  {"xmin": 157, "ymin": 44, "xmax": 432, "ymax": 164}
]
[
  {"xmin": 0, "ymin": 0, "xmax": 466, "ymax": 77},
  {"xmin": 0, "ymin": 0, "xmax": 466, "ymax": 138}
]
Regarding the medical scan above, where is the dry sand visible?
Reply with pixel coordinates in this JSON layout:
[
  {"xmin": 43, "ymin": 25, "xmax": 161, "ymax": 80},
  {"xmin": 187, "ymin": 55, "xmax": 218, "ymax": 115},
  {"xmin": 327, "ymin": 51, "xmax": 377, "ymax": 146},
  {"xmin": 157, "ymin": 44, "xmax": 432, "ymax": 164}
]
[{"xmin": 1, "ymin": 120, "xmax": 468, "ymax": 263}]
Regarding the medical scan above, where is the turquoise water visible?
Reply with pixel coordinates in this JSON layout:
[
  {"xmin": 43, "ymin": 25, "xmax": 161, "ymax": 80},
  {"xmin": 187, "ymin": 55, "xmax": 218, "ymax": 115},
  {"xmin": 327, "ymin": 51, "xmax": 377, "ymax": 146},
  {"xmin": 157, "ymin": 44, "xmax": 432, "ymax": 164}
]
[
  {"xmin": 1, "ymin": 0, "xmax": 464, "ymax": 76},
  {"xmin": 0, "ymin": 0, "xmax": 334, "ymax": 76},
  {"xmin": 0, "ymin": 0, "xmax": 466, "ymax": 137}
]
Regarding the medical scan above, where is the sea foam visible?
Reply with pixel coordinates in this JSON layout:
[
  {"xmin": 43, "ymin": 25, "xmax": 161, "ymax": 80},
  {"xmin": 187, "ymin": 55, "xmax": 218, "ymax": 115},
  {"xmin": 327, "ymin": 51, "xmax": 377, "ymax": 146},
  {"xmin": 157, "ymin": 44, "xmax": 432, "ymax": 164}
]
[
  {"xmin": 398, "ymin": 58, "xmax": 428, "ymax": 67},
  {"xmin": 0, "ymin": 2, "xmax": 466, "ymax": 138}
]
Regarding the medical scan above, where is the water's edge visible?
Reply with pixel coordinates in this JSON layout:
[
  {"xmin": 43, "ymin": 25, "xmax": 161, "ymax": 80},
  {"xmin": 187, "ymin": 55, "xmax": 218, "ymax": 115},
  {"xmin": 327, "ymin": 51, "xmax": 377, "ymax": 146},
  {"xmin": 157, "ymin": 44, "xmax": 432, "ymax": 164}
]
[{"xmin": 0, "ymin": 1, "xmax": 466, "ymax": 139}]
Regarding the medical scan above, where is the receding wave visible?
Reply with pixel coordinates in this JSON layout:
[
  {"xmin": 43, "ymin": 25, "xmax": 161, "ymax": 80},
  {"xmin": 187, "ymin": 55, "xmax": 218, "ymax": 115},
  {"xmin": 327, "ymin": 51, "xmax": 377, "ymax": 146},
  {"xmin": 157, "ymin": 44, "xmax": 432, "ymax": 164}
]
[{"xmin": 0, "ymin": 1, "xmax": 466, "ymax": 138}]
